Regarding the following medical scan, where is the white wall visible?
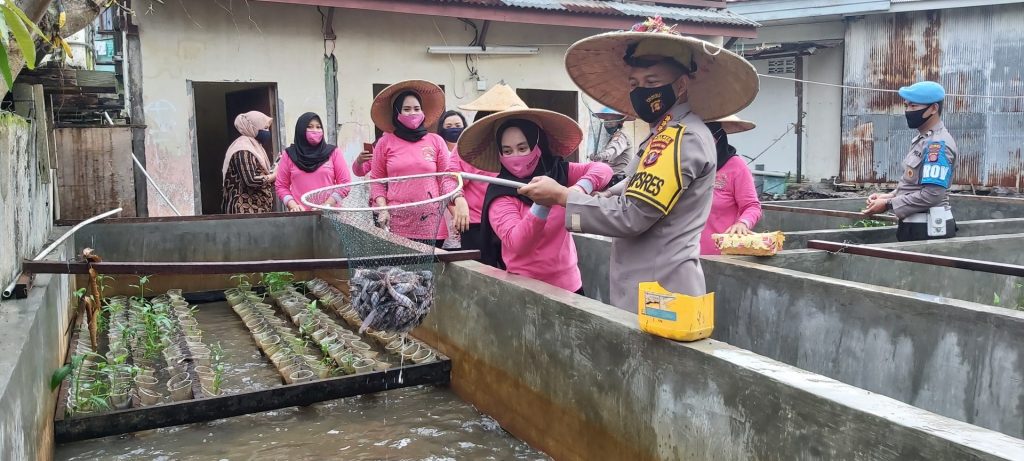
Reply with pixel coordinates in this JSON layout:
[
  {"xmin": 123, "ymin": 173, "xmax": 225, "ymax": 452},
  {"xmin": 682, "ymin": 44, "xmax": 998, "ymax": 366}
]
[
  {"xmin": 136, "ymin": 1, "xmax": 608, "ymax": 215},
  {"xmin": 732, "ymin": 21, "xmax": 845, "ymax": 181},
  {"xmin": 137, "ymin": 0, "xmax": 329, "ymax": 215}
]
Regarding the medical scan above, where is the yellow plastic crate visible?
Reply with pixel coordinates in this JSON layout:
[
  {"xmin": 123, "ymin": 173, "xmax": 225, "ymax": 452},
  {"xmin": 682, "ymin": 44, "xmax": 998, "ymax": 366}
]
[{"xmin": 637, "ymin": 282, "xmax": 714, "ymax": 342}]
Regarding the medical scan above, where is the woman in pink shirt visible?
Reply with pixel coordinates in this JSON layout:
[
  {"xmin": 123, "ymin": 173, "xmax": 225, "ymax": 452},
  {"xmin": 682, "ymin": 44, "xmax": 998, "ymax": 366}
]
[
  {"xmin": 460, "ymin": 109, "xmax": 612, "ymax": 294},
  {"xmin": 369, "ymin": 80, "xmax": 467, "ymax": 247},
  {"xmin": 275, "ymin": 112, "xmax": 351, "ymax": 211},
  {"xmin": 438, "ymin": 109, "xmax": 495, "ymax": 253},
  {"xmin": 700, "ymin": 116, "xmax": 763, "ymax": 255}
]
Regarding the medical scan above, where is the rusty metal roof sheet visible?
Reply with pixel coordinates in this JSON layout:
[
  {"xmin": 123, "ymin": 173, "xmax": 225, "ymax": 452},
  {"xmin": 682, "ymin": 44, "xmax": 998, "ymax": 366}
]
[{"xmin": 432, "ymin": 0, "xmax": 760, "ymax": 27}]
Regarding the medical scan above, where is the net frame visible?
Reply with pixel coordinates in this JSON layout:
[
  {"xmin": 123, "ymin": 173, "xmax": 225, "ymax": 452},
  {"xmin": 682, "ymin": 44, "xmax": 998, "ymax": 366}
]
[{"xmin": 300, "ymin": 172, "xmax": 465, "ymax": 212}]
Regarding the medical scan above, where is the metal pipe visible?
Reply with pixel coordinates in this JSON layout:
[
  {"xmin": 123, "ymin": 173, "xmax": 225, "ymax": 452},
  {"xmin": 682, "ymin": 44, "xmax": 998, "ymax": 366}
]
[
  {"xmin": 2, "ymin": 207, "xmax": 124, "ymax": 298},
  {"xmin": 459, "ymin": 172, "xmax": 527, "ymax": 189},
  {"xmin": 806, "ymin": 240, "xmax": 1024, "ymax": 277},
  {"xmin": 130, "ymin": 152, "xmax": 182, "ymax": 216}
]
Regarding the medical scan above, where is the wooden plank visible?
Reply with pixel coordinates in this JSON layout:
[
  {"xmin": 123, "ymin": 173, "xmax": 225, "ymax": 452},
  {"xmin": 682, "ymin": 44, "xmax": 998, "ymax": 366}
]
[
  {"xmin": 806, "ymin": 240, "xmax": 1024, "ymax": 277},
  {"xmin": 54, "ymin": 359, "xmax": 451, "ymax": 443},
  {"xmin": 23, "ymin": 250, "xmax": 481, "ymax": 275},
  {"xmin": 54, "ymin": 127, "xmax": 137, "ymax": 220},
  {"xmin": 761, "ymin": 204, "xmax": 898, "ymax": 223}
]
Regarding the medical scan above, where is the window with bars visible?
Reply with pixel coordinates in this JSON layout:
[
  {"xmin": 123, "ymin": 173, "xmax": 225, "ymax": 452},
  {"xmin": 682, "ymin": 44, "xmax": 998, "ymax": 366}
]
[{"xmin": 767, "ymin": 58, "xmax": 796, "ymax": 74}]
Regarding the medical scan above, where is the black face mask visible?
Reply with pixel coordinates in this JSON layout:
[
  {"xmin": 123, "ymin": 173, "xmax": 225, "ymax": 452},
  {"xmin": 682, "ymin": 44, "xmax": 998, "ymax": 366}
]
[
  {"xmin": 629, "ymin": 84, "xmax": 676, "ymax": 124},
  {"xmin": 905, "ymin": 107, "xmax": 932, "ymax": 129},
  {"xmin": 441, "ymin": 127, "xmax": 464, "ymax": 143},
  {"xmin": 255, "ymin": 129, "xmax": 272, "ymax": 144}
]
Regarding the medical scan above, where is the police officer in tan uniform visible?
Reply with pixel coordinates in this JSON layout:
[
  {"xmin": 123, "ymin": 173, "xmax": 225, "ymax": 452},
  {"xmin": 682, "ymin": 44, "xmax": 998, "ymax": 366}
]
[
  {"xmin": 518, "ymin": 18, "xmax": 759, "ymax": 312},
  {"xmin": 864, "ymin": 81, "xmax": 958, "ymax": 241}
]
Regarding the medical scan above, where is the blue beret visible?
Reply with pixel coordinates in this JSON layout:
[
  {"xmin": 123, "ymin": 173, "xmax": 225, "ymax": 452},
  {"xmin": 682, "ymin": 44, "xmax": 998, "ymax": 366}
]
[{"xmin": 898, "ymin": 81, "xmax": 945, "ymax": 104}]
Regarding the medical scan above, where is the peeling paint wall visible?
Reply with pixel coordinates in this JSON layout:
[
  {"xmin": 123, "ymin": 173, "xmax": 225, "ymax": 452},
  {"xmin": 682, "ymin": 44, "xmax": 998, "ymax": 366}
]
[
  {"xmin": 135, "ymin": 0, "xmax": 604, "ymax": 215},
  {"xmin": 0, "ymin": 113, "xmax": 52, "ymax": 291},
  {"xmin": 842, "ymin": 4, "xmax": 1024, "ymax": 187}
]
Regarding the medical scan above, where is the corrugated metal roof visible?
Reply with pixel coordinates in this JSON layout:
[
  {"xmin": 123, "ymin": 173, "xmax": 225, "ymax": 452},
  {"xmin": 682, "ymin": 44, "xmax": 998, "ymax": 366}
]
[
  {"xmin": 432, "ymin": 0, "xmax": 760, "ymax": 27},
  {"xmin": 841, "ymin": 5, "xmax": 1024, "ymax": 187}
]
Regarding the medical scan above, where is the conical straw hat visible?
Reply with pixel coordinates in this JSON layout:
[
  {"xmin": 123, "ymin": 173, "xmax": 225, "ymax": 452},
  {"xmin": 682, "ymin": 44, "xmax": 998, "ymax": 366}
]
[
  {"xmin": 456, "ymin": 107, "xmax": 582, "ymax": 173},
  {"xmin": 458, "ymin": 83, "xmax": 528, "ymax": 112},
  {"xmin": 565, "ymin": 19, "xmax": 758, "ymax": 122},
  {"xmin": 371, "ymin": 80, "xmax": 446, "ymax": 133},
  {"xmin": 711, "ymin": 114, "xmax": 756, "ymax": 134}
]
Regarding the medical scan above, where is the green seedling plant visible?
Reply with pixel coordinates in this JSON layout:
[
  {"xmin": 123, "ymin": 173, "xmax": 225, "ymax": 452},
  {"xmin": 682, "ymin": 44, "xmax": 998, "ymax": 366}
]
[
  {"xmin": 212, "ymin": 363, "xmax": 225, "ymax": 394},
  {"xmin": 993, "ymin": 283, "xmax": 1024, "ymax": 311},
  {"xmin": 840, "ymin": 219, "xmax": 891, "ymax": 229},
  {"xmin": 261, "ymin": 272, "xmax": 295, "ymax": 294},
  {"xmin": 230, "ymin": 273, "xmax": 252, "ymax": 289},
  {"xmin": 51, "ymin": 352, "xmax": 112, "ymax": 416}
]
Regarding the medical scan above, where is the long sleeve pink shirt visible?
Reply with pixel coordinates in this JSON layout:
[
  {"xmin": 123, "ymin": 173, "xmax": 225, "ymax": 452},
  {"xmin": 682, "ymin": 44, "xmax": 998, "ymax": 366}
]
[
  {"xmin": 700, "ymin": 156, "xmax": 763, "ymax": 255},
  {"xmin": 489, "ymin": 162, "xmax": 613, "ymax": 292},
  {"xmin": 275, "ymin": 148, "xmax": 352, "ymax": 211},
  {"xmin": 370, "ymin": 133, "xmax": 456, "ymax": 240},
  {"xmin": 446, "ymin": 148, "xmax": 496, "ymax": 224},
  {"xmin": 352, "ymin": 156, "xmax": 371, "ymax": 177}
]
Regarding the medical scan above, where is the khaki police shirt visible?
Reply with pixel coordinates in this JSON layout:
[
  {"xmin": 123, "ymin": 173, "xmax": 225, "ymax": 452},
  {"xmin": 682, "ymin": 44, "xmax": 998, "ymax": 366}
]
[
  {"xmin": 564, "ymin": 102, "xmax": 716, "ymax": 312},
  {"xmin": 890, "ymin": 121, "xmax": 958, "ymax": 220}
]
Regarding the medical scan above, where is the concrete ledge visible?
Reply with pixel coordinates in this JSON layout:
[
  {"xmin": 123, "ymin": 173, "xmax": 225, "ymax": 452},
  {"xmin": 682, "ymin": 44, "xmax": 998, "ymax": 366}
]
[
  {"xmin": 0, "ymin": 267, "xmax": 73, "ymax": 459},
  {"xmin": 781, "ymin": 218, "xmax": 1024, "ymax": 249},
  {"xmin": 417, "ymin": 261, "xmax": 1024, "ymax": 460},
  {"xmin": 702, "ymin": 255, "xmax": 1024, "ymax": 439}
]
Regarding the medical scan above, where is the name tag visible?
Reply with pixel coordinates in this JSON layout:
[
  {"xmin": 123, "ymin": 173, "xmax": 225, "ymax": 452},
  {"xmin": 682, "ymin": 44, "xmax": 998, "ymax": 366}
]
[
  {"xmin": 625, "ymin": 125, "xmax": 685, "ymax": 214},
  {"xmin": 920, "ymin": 141, "xmax": 952, "ymax": 188}
]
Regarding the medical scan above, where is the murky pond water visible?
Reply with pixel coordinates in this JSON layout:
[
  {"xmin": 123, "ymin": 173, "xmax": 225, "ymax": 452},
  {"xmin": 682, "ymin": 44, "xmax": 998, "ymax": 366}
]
[
  {"xmin": 57, "ymin": 299, "xmax": 549, "ymax": 460},
  {"xmin": 56, "ymin": 385, "xmax": 548, "ymax": 460}
]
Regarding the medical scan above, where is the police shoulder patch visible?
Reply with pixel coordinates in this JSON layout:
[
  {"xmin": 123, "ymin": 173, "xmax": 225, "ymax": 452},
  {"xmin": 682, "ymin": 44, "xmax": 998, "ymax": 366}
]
[
  {"xmin": 625, "ymin": 124, "xmax": 686, "ymax": 214},
  {"xmin": 919, "ymin": 140, "xmax": 952, "ymax": 188}
]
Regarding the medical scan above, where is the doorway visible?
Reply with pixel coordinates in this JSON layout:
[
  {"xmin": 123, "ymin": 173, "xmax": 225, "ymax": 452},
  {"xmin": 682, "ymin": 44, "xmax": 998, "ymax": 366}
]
[
  {"xmin": 516, "ymin": 88, "xmax": 580, "ymax": 161},
  {"xmin": 191, "ymin": 82, "xmax": 280, "ymax": 214}
]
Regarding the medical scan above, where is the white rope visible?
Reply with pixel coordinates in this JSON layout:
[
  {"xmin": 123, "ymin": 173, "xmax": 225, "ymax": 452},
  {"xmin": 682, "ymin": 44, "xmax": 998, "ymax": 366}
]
[{"xmin": 759, "ymin": 74, "xmax": 1024, "ymax": 99}]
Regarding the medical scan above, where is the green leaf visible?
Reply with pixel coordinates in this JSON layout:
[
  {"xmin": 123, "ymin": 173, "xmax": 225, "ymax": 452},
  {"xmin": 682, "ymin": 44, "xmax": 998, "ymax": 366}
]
[
  {"xmin": 993, "ymin": 293, "xmax": 1001, "ymax": 306},
  {"xmin": 6, "ymin": 2, "xmax": 45, "ymax": 39},
  {"xmin": 50, "ymin": 364, "xmax": 74, "ymax": 390},
  {"xmin": 1, "ymin": 6, "xmax": 35, "ymax": 70},
  {"xmin": 0, "ymin": 41, "xmax": 12, "ymax": 89}
]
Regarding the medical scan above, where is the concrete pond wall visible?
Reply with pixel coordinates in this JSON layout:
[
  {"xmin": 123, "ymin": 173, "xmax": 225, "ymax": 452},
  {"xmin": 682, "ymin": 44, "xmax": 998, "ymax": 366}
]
[
  {"xmin": 754, "ymin": 195, "xmax": 1024, "ymax": 248},
  {"xmin": 0, "ymin": 241, "xmax": 74, "ymax": 460},
  {"xmin": 574, "ymin": 233, "xmax": 1024, "ymax": 441},
  {"xmin": 6, "ymin": 214, "xmax": 1023, "ymax": 460}
]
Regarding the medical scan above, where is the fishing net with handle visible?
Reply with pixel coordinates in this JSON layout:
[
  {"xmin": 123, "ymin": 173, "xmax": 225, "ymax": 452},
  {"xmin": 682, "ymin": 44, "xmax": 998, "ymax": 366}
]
[{"xmin": 301, "ymin": 173, "xmax": 465, "ymax": 334}]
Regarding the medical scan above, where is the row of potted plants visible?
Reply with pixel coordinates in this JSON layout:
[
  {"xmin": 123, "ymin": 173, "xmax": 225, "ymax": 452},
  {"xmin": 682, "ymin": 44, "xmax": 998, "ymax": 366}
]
[
  {"xmin": 305, "ymin": 278, "xmax": 436, "ymax": 365},
  {"xmin": 57, "ymin": 278, "xmax": 225, "ymax": 416}
]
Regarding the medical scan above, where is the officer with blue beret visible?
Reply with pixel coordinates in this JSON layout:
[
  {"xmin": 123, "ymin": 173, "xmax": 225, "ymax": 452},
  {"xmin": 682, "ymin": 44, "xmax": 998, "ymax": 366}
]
[{"xmin": 864, "ymin": 81, "xmax": 958, "ymax": 241}]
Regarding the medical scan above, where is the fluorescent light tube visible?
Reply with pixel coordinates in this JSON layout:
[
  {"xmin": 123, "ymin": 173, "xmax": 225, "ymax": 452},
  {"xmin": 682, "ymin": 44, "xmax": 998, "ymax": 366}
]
[{"xmin": 427, "ymin": 46, "xmax": 539, "ymax": 55}]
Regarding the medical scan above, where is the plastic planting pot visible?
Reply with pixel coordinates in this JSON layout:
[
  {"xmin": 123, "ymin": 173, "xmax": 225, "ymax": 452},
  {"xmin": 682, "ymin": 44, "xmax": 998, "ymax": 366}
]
[
  {"xmin": 411, "ymin": 349, "xmax": 435, "ymax": 364},
  {"xmin": 289, "ymin": 369, "xmax": 315, "ymax": 384},
  {"xmin": 353, "ymin": 359, "xmax": 375, "ymax": 374}
]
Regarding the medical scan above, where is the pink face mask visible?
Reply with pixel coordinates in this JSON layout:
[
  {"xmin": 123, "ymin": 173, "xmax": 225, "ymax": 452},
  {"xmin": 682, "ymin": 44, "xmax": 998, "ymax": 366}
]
[
  {"xmin": 397, "ymin": 113, "xmax": 425, "ymax": 130},
  {"xmin": 500, "ymin": 145, "xmax": 541, "ymax": 178},
  {"xmin": 306, "ymin": 130, "xmax": 323, "ymax": 145}
]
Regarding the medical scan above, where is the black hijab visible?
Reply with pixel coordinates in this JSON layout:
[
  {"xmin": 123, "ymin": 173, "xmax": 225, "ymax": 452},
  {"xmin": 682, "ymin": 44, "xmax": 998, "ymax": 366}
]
[
  {"xmin": 706, "ymin": 121, "xmax": 737, "ymax": 171},
  {"xmin": 478, "ymin": 119, "xmax": 571, "ymax": 269},
  {"xmin": 392, "ymin": 91, "xmax": 428, "ymax": 142},
  {"xmin": 285, "ymin": 112, "xmax": 336, "ymax": 173},
  {"xmin": 473, "ymin": 110, "xmax": 496, "ymax": 122}
]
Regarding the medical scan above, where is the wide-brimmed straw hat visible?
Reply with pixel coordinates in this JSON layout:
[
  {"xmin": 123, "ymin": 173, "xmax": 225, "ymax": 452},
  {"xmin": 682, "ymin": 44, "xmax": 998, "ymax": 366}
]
[
  {"xmin": 458, "ymin": 83, "xmax": 527, "ymax": 112},
  {"xmin": 565, "ymin": 17, "xmax": 758, "ymax": 122},
  {"xmin": 371, "ymin": 80, "xmax": 446, "ymax": 133},
  {"xmin": 711, "ymin": 114, "xmax": 755, "ymax": 134},
  {"xmin": 457, "ymin": 106, "xmax": 582, "ymax": 173},
  {"xmin": 593, "ymin": 105, "xmax": 634, "ymax": 122}
]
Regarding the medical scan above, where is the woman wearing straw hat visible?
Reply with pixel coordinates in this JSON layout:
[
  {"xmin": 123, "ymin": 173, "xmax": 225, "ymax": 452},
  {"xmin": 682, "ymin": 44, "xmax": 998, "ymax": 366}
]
[
  {"xmin": 460, "ymin": 108, "xmax": 612, "ymax": 293},
  {"xmin": 518, "ymin": 17, "xmax": 758, "ymax": 312},
  {"xmin": 369, "ymin": 80, "xmax": 465, "ymax": 247},
  {"xmin": 459, "ymin": 82, "xmax": 528, "ymax": 122},
  {"xmin": 700, "ymin": 115, "xmax": 763, "ymax": 256},
  {"xmin": 444, "ymin": 84, "xmax": 530, "ymax": 255}
]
